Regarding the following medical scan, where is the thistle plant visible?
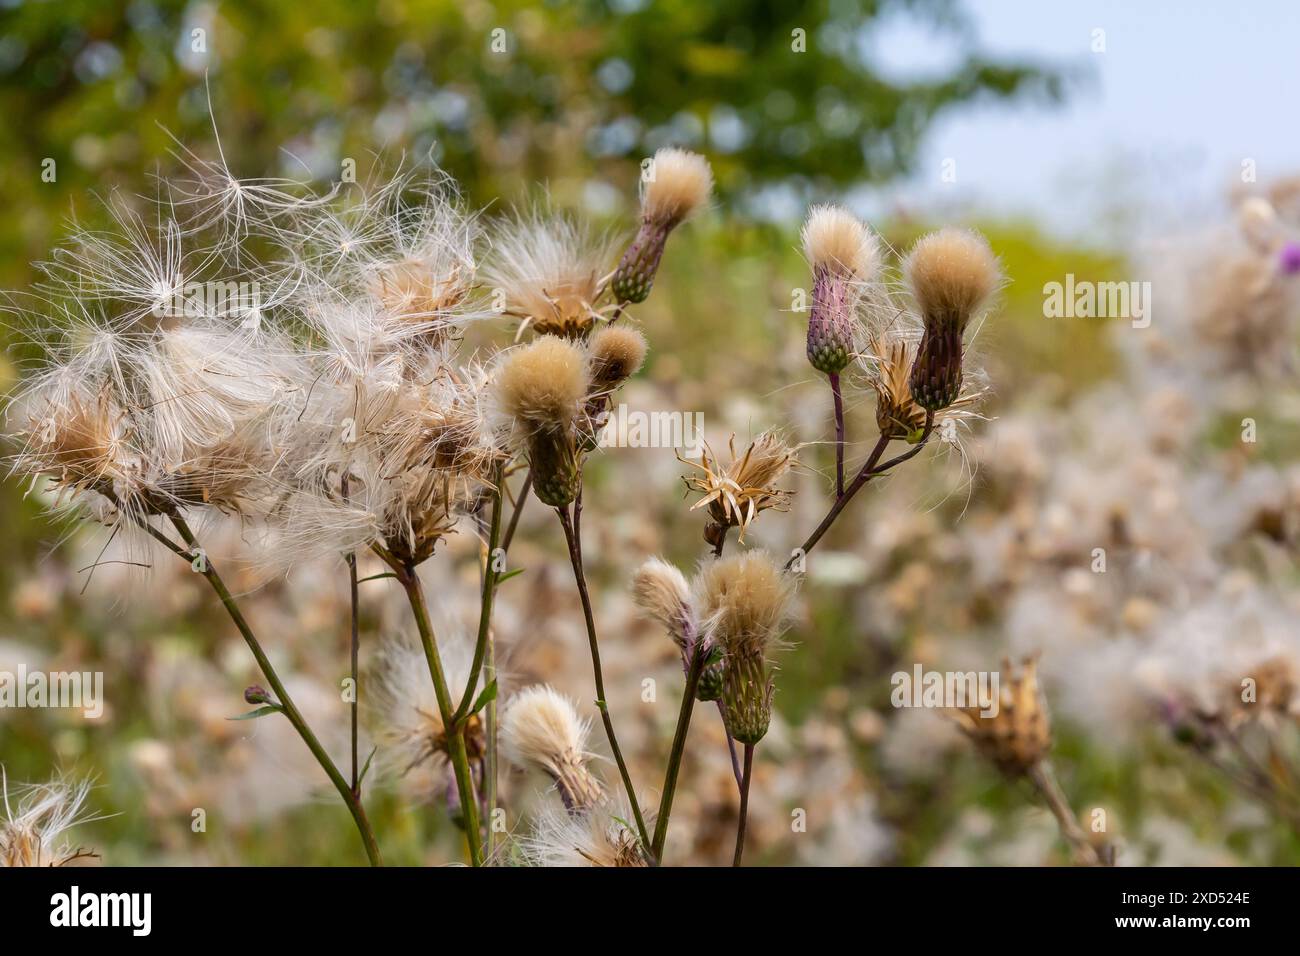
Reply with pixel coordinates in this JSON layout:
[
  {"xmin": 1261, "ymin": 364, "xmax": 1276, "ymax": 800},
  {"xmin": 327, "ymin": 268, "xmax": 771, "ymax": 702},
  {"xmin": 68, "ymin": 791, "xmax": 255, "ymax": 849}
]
[{"xmin": 4, "ymin": 119, "xmax": 1016, "ymax": 869}]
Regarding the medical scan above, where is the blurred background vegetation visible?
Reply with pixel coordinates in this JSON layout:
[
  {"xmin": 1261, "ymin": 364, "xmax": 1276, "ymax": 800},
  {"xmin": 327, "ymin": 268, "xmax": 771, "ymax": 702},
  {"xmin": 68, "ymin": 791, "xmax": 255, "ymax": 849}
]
[{"xmin": 0, "ymin": 0, "xmax": 1165, "ymax": 865}]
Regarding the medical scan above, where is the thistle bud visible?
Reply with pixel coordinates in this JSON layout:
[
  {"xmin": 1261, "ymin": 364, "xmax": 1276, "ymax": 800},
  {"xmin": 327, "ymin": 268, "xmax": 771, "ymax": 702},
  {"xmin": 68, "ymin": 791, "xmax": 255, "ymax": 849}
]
[
  {"xmin": 695, "ymin": 654, "xmax": 725, "ymax": 702},
  {"xmin": 951, "ymin": 657, "xmax": 1051, "ymax": 778},
  {"xmin": 244, "ymin": 685, "xmax": 272, "ymax": 706},
  {"xmin": 903, "ymin": 228, "xmax": 999, "ymax": 413},
  {"xmin": 612, "ymin": 148, "xmax": 712, "ymax": 304},
  {"xmin": 496, "ymin": 337, "xmax": 591, "ymax": 506},
  {"xmin": 695, "ymin": 551, "xmax": 795, "ymax": 746},
  {"xmin": 801, "ymin": 205, "xmax": 878, "ymax": 375}
]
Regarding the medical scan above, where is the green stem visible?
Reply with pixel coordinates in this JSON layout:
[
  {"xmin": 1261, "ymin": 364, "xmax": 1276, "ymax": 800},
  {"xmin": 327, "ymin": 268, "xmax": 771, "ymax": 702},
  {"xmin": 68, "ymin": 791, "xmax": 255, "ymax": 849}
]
[
  {"xmin": 396, "ymin": 560, "xmax": 484, "ymax": 867},
  {"xmin": 160, "ymin": 515, "xmax": 382, "ymax": 866},
  {"xmin": 555, "ymin": 502, "xmax": 651, "ymax": 851},
  {"xmin": 453, "ymin": 465, "xmax": 504, "ymax": 725},
  {"xmin": 732, "ymin": 743, "xmax": 755, "ymax": 866},
  {"xmin": 650, "ymin": 645, "xmax": 707, "ymax": 861}
]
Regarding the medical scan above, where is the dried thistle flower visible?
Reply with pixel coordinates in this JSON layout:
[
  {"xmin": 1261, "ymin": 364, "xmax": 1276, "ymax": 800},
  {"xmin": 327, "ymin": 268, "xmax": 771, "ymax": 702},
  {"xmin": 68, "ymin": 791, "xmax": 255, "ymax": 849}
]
[
  {"xmin": 951, "ymin": 657, "xmax": 1051, "ymax": 778},
  {"xmin": 521, "ymin": 800, "xmax": 648, "ymax": 867},
  {"xmin": 903, "ymin": 227, "xmax": 1000, "ymax": 412},
  {"xmin": 801, "ymin": 204, "xmax": 879, "ymax": 375},
  {"xmin": 1, "ymin": 770, "xmax": 99, "ymax": 867},
  {"xmin": 696, "ymin": 550, "xmax": 795, "ymax": 745},
  {"xmin": 586, "ymin": 325, "xmax": 647, "ymax": 393},
  {"xmin": 612, "ymin": 147, "xmax": 713, "ymax": 304},
  {"xmin": 363, "ymin": 635, "xmax": 486, "ymax": 796},
  {"xmin": 501, "ymin": 685, "xmax": 604, "ymax": 811},
  {"xmin": 495, "ymin": 337, "xmax": 592, "ymax": 507},
  {"xmin": 863, "ymin": 325, "xmax": 987, "ymax": 443},
  {"xmin": 680, "ymin": 431, "xmax": 797, "ymax": 545},
  {"xmin": 486, "ymin": 211, "xmax": 616, "ymax": 338}
]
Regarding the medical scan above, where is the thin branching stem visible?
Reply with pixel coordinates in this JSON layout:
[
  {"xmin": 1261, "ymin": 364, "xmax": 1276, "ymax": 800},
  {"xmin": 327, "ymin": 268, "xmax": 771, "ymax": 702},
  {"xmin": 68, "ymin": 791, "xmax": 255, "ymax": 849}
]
[
  {"xmin": 555, "ymin": 501, "xmax": 651, "ymax": 851},
  {"xmin": 453, "ymin": 463, "xmax": 505, "ymax": 725},
  {"xmin": 393, "ymin": 558, "xmax": 484, "ymax": 866},
  {"xmin": 155, "ymin": 514, "xmax": 382, "ymax": 866},
  {"xmin": 786, "ymin": 413, "xmax": 934, "ymax": 570},
  {"xmin": 1027, "ymin": 761, "xmax": 1108, "ymax": 866},
  {"xmin": 733, "ymin": 743, "xmax": 755, "ymax": 866},
  {"xmin": 650, "ymin": 645, "xmax": 708, "ymax": 861},
  {"xmin": 500, "ymin": 469, "xmax": 531, "ymax": 553},
  {"xmin": 829, "ymin": 371, "xmax": 846, "ymax": 499}
]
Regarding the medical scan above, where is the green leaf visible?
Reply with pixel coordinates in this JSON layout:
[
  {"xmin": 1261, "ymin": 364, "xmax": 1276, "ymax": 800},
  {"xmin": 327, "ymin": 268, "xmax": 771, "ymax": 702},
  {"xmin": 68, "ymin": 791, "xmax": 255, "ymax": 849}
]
[
  {"xmin": 358, "ymin": 746, "xmax": 378, "ymax": 785},
  {"xmin": 229, "ymin": 704, "xmax": 282, "ymax": 721},
  {"xmin": 495, "ymin": 567, "xmax": 525, "ymax": 585},
  {"xmin": 357, "ymin": 572, "xmax": 398, "ymax": 584},
  {"xmin": 468, "ymin": 679, "xmax": 498, "ymax": 716}
]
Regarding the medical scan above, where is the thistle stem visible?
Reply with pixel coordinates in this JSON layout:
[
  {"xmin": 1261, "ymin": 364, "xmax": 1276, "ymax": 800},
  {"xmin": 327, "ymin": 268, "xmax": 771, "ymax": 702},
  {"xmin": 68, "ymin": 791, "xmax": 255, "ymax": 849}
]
[
  {"xmin": 395, "ymin": 559, "xmax": 484, "ymax": 866},
  {"xmin": 732, "ymin": 743, "xmax": 755, "ymax": 866},
  {"xmin": 786, "ymin": 413, "xmax": 934, "ymax": 570},
  {"xmin": 650, "ymin": 645, "xmax": 707, "ymax": 861},
  {"xmin": 1028, "ymin": 761, "xmax": 1108, "ymax": 866},
  {"xmin": 500, "ymin": 469, "xmax": 531, "ymax": 553},
  {"xmin": 555, "ymin": 502, "xmax": 651, "ymax": 851},
  {"xmin": 829, "ymin": 372, "xmax": 846, "ymax": 499},
  {"xmin": 453, "ymin": 466, "xmax": 504, "ymax": 726},
  {"xmin": 719, "ymin": 702, "xmax": 744, "ymax": 787},
  {"xmin": 342, "ymin": 473, "xmax": 359, "ymax": 796},
  {"xmin": 155, "ymin": 515, "xmax": 382, "ymax": 866}
]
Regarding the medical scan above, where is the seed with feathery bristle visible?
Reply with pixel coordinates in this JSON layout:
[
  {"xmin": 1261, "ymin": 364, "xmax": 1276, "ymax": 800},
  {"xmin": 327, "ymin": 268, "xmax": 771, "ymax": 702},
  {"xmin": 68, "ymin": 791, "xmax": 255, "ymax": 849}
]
[
  {"xmin": 903, "ymin": 227, "xmax": 1000, "ymax": 332},
  {"xmin": 1, "ymin": 770, "xmax": 99, "ymax": 867},
  {"xmin": 501, "ymin": 685, "xmax": 605, "ymax": 811},
  {"xmin": 485, "ymin": 211, "xmax": 615, "ymax": 337},
  {"xmin": 587, "ymin": 325, "xmax": 647, "ymax": 392}
]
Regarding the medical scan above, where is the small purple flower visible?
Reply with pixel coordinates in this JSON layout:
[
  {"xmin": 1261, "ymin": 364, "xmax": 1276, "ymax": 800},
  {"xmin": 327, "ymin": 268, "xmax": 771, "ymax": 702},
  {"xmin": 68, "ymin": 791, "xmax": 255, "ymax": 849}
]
[{"xmin": 1279, "ymin": 241, "xmax": 1300, "ymax": 275}]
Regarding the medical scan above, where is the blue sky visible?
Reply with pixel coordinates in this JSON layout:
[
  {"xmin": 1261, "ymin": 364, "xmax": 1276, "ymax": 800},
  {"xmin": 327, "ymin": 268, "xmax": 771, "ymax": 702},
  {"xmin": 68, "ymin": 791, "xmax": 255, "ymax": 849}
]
[{"xmin": 857, "ymin": 0, "xmax": 1299, "ymax": 246}]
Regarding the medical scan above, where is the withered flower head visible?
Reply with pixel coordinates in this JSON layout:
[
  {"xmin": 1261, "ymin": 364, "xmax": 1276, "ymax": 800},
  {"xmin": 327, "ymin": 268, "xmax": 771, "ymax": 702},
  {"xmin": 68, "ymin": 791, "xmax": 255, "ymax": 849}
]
[
  {"xmin": 486, "ymin": 211, "xmax": 615, "ymax": 337},
  {"xmin": 951, "ymin": 657, "xmax": 1051, "ymax": 778},
  {"xmin": 695, "ymin": 550, "xmax": 795, "ymax": 745},
  {"xmin": 864, "ymin": 327, "xmax": 987, "ymax": 443},
  {"xmin": 501, "ymin": 685, "xmax": 604, "ymax": 812},
  {"xmin": 1, "ymin": 771, "xmax": 99, "ymax": 868},
  {"xmin": 801, "ymin": 205, "xmax": 879, "ymax": 376},
  {"xmin": 611, "ymin": 147, "xmax": 713, "ymax": 304},
  {"xmin": 586, "ymin": 325, "xmax": 647, "ymax": 393},
  {"xmin": 903, "ymin": 228, "xmax": 1000, "ymax": 412},
  {"xmin": 680, "ymin": 431, "xmax": 797, "ymax": 546}
]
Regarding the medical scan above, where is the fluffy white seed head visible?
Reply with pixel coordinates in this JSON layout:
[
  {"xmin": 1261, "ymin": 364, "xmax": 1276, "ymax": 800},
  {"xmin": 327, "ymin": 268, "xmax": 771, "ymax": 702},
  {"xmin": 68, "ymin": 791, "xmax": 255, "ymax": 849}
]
[
  {"xmin": 642, "ymin": 147, "xmax": 713, "ymax": 226},
  {"xmin": 632, "ymin": 557, "xmax": 696, "ymax": 650},
  {"xmin": 802, "ymin": 204, "xmax": 879, "ymax": 280},
  {"xmin": 903, "ymin": 227, "xmax": 1001, "ymax": 327}
]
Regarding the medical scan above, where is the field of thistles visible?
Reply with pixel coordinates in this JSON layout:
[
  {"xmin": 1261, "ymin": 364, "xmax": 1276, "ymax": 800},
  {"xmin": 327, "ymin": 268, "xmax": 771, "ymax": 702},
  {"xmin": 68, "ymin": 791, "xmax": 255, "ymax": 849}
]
[{"xmin": 0, "ymin": 4, "xmax": 1297, "ymax": 878}]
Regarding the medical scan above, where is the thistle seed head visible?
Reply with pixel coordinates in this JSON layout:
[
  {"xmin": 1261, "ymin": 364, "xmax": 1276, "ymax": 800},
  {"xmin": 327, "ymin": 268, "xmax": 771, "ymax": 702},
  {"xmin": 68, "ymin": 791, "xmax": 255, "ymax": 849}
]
[
  {"xmin": 611, "ymin": 148, "xmax": 713, "ymax": 304},
  {"xmin": 587, "ymin": 325, "xmax": 647, "ymax": 393},
  {"xmin": 951, "ymin": 657, "xmax": 1052, "ymax": 778},
  {"xmin": 501, "ymin": 685, "xmax": 604, "ymax": 811},
  {"xmin": 631, "ymin": 557, "xmax": 697, "ymax": 652}
]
